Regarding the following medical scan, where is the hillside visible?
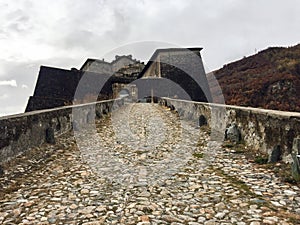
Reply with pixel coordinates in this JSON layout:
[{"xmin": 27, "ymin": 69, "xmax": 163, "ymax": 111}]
[{"xmin": 212, "ymin": 44, "xmax": 300, "ymax": 112}]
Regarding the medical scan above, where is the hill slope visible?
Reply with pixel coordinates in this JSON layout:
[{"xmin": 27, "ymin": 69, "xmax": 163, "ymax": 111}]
[{"xmin": 212, "ymin": 44, "xmax": 300, "ymax": 112}]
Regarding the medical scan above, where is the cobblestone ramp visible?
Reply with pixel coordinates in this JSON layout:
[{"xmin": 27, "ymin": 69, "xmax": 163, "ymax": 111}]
[{"xmin": 0, "ymin": 103, "xmax": 299, "ymax": 225}]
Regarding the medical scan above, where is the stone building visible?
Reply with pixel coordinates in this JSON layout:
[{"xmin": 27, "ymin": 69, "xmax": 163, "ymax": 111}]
[
  {"xmin": 26, "ymin": 56, "xmax": 144, "ymax": 112},
  {"xmin": 26, "ymin": 47, "xmax": 211, "ymax": 112},
  {"xmin": 134, "ymin": 48, "xmax": 211, "ymax": 102},
  {"xmin": 80, "ymin": 55, "xmax": 142, "ymax": 75}
]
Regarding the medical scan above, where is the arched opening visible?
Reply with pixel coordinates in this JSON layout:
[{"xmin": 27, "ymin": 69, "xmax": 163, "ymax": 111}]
[{"xmin": 119, "ymin": 89, "xmax": 130, "ymax": 98}]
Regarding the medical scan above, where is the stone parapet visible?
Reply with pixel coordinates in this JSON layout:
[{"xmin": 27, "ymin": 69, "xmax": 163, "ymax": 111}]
[
  {"xmin": 159, "ymin": 98, "xmax": 300, "ymax": 163},
  {"xmin": 0, "ymin": 99, "xmax": 124, "ymax": 163}
]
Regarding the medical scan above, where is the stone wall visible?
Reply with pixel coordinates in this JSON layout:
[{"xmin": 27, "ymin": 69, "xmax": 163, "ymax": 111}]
[
  {"xmin": 26, "ymin": 66, "xmax": 134, "ymax": 112},
  {"xmin": 159, "ymin": 98, "xmax": 300, "ymax": 162},
  {"xmin": 0, "ymin": 99, "xmax": 124, "ymax": 163},
  {"xmin": 81, "ymin": 55, "xmax": 142, "ymax": 74},
  {"xmin": 82, "ymin": 61, "xmax": 112, "ymax": 74},
  {"xmin": 112, "ymin": 57, "xmax": 136, "ymax": 73},
  {"xmin": 138, "ymin": 48, "xmax": 211, "ymax": 102}
]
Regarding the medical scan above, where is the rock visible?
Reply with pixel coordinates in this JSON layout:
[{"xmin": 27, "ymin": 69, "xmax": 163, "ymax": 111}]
[
  {"xmin": 24, "ymin": 201, "xmax": 35, "ymax": 207},
  {"xmin": 204, "ymin": 220, "xmax": 217, "ymax": 225},
  {"xmin": 250, "ymin": 222, "xmax": 260, "ymax": 225},
  {"xmin": 86, "ymin": 111, "xmax": 94, "ymax": 123},
  {"xmin": 262, "ymin": 217, "xmax": 278, "ymax": 224},
  {"xmin": 291, "ymin": 137, "xmax": 300, "ymax": 181},
  {"xmin": 68, "ymin": 193, "xmax": 77, "ymax": 200},
  {"xmin": 291, "ymin": 154, "xmax": 300, "ymax": 181},
  {"xmin": 137, "ymin": 222, "xmax": 150, "ymax": 225},
  {"xmin": 73, "ymin": 120, "xmax": 80, "ymax": 131},
  {"xmin": 47, "ymin": 217, "xmax": 56, "ymax": 224},
  {"xmin": 80, "ymin": 189, "xmax": 90, "ymax": 195},
  {"xmin": 270, "ymin": 201, "xmax": 282, "ymax": 207},
  {"xmin": 199, "ymin": 115, "xmax": 207, "ymax": 127},
  {"xmin": 268, "ymin": 145, "xmax": 281, "ymax": 163},
  {"xmin": 293, "ymin": 137, "xmax": 300, "ymax": 155},
  {"xmin": 140, "ymin": 215, "xmax": 150, "ymax": 222},
  {"xmin": 70, "ymin": 204, "xmax": 78, "ymax": 210},
  {"xmin": 161, "ymin": 215, "xmax": 183, "ymax": 223},
  {"xmin": 225, "ymin": 124, "xmax": 241, "ymax": 143},
  {"xmin": 90, "ymin": 190, "xmax": 99, "ymax": 196},
  {"xmin": 215, "ymin": 202, "xmax": 226, "ymax": 210},
  {"xmin": 197, "ymin": 217, "xmax": 206, "ymax": 223},
  {"xmin": 41, "ymin": 217, "xmax": 48, "ymax": 222},
  {"xmin": 0, "ymin": 165, "xmax": 4, "ymax": 176},
  {"xmin": 46, "ymin": 127, "xmax": 55, "ymax": 144},
  {"xmin": 169, "ymin": 104, "xmax": 175, "ymax": 111},
  {"xmin": 283, "ymin": 190, "xmax": 297, "ymax": 195},
  {"xmin": 13, "ymin": 208, "xmax": 21, "ymax": 217},
  {"xmin": 82, "ymin": 220, "xmax": 105, "ymax": 225},
  {"xmin": 215, "ymin": 212, "xmax": 226, "ymax": 219},
  {"xmin": 50, "ymin": 197, "xmax": 61, "ymax": 202}
]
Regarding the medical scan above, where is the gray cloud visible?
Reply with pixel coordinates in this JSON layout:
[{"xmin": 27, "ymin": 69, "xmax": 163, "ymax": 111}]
[
  {"xmin": 0, "ymin": 80, "xmax": 17, "ymax": 87},
  {"xmin": 0, "ymin": 0, "xmax": 300, "ymax": 116}
]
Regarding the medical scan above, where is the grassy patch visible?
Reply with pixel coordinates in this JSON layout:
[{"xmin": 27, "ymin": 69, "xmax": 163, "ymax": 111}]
[
  {"xmin": 254, "ymin": 156, "xmax": 268, "ymax": 164},
  {"xmin": 222, "ymin": 141, "xmax": 246, "ymax": 154},
  {"xmin": 193, "ymin": 152, "xmax": 204, "ymax": 158},
  {"xmin": 219, "ymin": 170, "xmax": 254, "ymax": 196},
  {"xmin": 222, "ymin": 143, "xmax": 235, "ymax": 148}
]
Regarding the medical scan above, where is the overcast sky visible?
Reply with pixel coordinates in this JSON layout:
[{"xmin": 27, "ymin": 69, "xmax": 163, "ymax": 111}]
[{"xmin": 0, "ymin": 0, "xmax": 299, "ymax": 116}]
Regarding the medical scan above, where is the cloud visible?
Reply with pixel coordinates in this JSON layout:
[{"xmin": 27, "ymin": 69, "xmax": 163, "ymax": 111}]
[
  {"xmin": 0, "ymin": 94, "xmax": 8, "ymax": 100},
  {"xmin": 0, "ymin": 0, "xmax": 300, "ymax": 116},
  {"xmin": 0, "ymin": 80, "xmax": 17, "ymax": 87},
  {"xmin": 21, "ymin": 84, "xmax": 28, "ymax": 89}
]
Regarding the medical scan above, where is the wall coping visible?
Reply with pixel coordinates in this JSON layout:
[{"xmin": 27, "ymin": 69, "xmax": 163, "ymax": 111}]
[
  {"xmin": 162, "ymin": 97, "xmax": 300, "ymax": 118},
  {"xmin": 0, "ymin": 99, "xmax": 121, "ymax": 120}
]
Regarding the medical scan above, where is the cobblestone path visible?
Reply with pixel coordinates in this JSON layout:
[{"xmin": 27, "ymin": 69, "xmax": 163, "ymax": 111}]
[{"xmin": 0, "ymin": 103, "xmax": 299, "ymax": 225}]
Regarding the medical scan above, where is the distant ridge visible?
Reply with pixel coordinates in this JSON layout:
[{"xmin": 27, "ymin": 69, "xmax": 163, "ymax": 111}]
[{"xmin": 213, "ymin": 44, "xmax": 300, "ymax": 112}]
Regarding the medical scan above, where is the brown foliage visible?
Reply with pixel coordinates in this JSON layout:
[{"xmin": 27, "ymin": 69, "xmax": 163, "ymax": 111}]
[{"xmin": 214, "ymin": 44, "xmax": 300, "ymax": 112}]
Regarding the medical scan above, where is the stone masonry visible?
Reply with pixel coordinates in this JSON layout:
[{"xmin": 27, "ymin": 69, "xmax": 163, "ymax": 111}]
[{"xmin": 0, "ymin": 103, "xmax": 299, "ymax": 224}]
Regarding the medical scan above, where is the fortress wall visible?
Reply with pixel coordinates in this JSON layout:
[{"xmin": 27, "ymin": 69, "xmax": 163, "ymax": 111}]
[
  {"xmin": 33, "ymin": 66, "xmax": 82, "ymax": 99},
  {"xmin": 160, "ymin": 98, "xmax": 300, "ymax": 162},
  {"xmin": 138, "ymin": 49, "xmax": 211, "ymax": 102},
  {"xmin": 26, "ymin": 66, "xmax": 137, "ymax": 112},
  {"xmin": 84, "ymin": 61, "xmax": 112, "ymax": 74},
  {"xmin": 112, "ymin": 57, "xmax": 135, "ymax": 72},
  {"xmin": 159, "ymin": 50, "xmax": 211, "ymax": 102},
  {"xmin": 0, "ymin": 99, "xmax": 124, "ymax": 163}
]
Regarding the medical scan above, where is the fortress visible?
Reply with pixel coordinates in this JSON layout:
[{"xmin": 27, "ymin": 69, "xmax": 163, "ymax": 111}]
[
  {"xmin": 26, "ymin": 48, "xmax": 211, "ymax": 112},
  {"xmin": 1, "ymin": 48, "xmax": 300, "ymax": 220}
]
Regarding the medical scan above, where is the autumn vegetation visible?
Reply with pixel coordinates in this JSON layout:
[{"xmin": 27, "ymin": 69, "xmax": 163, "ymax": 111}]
[{"xmin": 213, "ymin": 44, "xmax": 300, "ymax": 112}]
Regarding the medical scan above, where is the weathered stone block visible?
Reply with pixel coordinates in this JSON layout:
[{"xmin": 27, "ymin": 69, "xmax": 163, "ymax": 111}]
[
  {"xmin": 198, "ymin": 115, "xmax": 207, "ymax": 127},
  {"xmin": 169, "ymin": 104, "xmax": 175, "ymax": 111},
  {"xmin": 72, "ymin": 120, "xmax": 79, "ymax": 131},
  {"xmin": 291, "ymin": 137, "xmax": 300, "ymax": 181},
  {"xmin": 46, "ymin": 127, "xmax": 55, "ymax": 144},
  {"xmin": 0, "ymin": 165, "xmax": 4, "ymax": 176},
  {"xmin": 291, "ymin": 155, "xmax": 300, "ymax": 182},
  {"xmin": 86, "ymin": 111, "xmax": 94, "ymax": 123},
  {"xmin": 225, "ymin": 124, "xmax": 241, "ymax": 143},
  {"xmin": 268, "ymin": 145, "xmax": 282, "ymax": 163}
]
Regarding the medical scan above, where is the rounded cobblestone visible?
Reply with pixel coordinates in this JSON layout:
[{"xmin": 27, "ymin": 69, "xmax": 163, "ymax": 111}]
[{"xmin": 0, "ymin": 103, "xmax": 299, "ymax": 224}]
